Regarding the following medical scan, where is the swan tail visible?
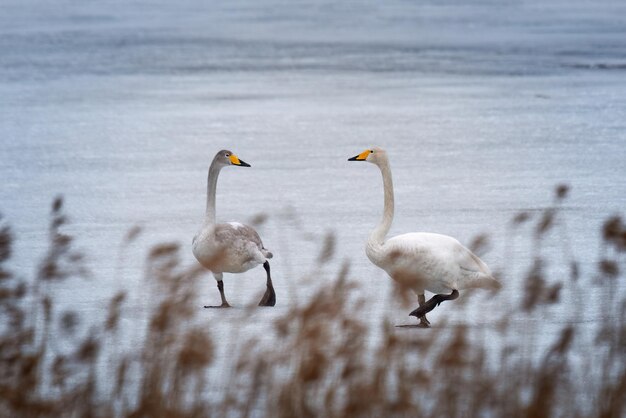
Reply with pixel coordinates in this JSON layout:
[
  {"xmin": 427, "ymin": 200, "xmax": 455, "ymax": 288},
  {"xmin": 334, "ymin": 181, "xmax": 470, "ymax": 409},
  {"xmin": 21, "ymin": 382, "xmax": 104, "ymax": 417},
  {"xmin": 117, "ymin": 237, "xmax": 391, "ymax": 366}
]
[
  {"xmin": 463, "ymin": 273, "xmax": 502, "ymax": 291},
  {"xmin": 480, "ymin": 275, "xmax": 502, "ymax": 291}
]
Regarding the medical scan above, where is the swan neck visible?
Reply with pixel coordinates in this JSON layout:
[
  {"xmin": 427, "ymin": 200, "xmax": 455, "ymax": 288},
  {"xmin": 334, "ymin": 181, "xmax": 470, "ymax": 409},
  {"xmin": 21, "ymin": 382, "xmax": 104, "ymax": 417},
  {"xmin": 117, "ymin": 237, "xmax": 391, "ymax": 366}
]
[
  {"xmin": 370, "ymin": 158, "xmax": 394, "ymax": 246},
  {"xmin": 205, "ymin": 160, "xmax": 221, "ymax": 224}
]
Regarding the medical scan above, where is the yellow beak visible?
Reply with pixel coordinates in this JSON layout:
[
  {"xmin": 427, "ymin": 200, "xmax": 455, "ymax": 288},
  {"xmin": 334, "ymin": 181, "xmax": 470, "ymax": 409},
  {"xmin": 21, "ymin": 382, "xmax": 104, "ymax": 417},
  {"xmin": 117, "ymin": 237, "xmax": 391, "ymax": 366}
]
[
  {"xmin": 348, "ymin": 150, "xmax": 371, "ymax": 161},
  {"xmin": 229, "ymin": 154, "xmax": 251, "ymax": 167}
]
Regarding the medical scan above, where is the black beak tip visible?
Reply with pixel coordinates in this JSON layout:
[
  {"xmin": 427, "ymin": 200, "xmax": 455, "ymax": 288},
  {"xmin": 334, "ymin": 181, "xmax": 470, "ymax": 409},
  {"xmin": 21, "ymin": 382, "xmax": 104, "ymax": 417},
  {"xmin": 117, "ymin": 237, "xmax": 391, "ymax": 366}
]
[
  {"xmin": 348, "ymin": 156, "xmax": 358, "ymax": 161},
  {"xmin": 239, "ymin": 160, "xmax": 251, "ymax": 167}
]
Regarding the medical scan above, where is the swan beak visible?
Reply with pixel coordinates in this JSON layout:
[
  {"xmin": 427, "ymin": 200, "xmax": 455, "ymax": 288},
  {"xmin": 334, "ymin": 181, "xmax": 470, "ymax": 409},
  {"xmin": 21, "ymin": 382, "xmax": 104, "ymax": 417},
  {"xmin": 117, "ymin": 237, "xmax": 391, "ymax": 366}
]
[
  {"xmin": 348, "ymin": 150, "xmax": 371, "ymax": 161},
  {"xmin": 230, "ymin": 154, "xmax": 251, "ymax": 167}
]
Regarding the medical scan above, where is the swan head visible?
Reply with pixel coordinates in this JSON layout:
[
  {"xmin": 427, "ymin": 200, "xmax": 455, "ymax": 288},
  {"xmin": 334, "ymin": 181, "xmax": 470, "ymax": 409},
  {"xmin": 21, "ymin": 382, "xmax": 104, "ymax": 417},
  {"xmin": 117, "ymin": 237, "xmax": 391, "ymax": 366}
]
[
  {"xmin": 213, "ymin": 149, "xmax": 251, "ymax": 167},
  {"xmin": 347, "ymin": 146, "xmax": 387, "ymax": 165}
]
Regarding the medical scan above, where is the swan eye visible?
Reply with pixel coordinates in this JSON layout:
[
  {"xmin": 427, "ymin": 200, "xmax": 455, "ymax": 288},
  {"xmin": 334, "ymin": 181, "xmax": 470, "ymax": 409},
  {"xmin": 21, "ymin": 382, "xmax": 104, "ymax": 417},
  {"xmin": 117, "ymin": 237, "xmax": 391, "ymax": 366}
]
[
  {"xmin": 225, "ymin": 153, "xmax": 230, "ymax": 157},
  {"xmin": 370, "ymin": 150, "xmax": 374, "ymax": 153}
]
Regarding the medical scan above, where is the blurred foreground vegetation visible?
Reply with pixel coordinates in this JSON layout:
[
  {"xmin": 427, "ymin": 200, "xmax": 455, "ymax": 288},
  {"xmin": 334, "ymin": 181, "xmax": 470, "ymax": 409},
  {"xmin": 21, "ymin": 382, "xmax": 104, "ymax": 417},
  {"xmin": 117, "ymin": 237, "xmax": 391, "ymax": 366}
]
[{"xmin": 1, "ymin": 188, "xmax": 625, "ymax": 418}]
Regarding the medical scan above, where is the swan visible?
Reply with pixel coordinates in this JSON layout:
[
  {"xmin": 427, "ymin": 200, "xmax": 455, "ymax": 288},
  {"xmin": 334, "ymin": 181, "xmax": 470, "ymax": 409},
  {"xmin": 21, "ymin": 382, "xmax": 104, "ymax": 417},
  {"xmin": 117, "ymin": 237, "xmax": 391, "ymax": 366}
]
[
  {"xmin": 192, "ymin": 150, "xmax": 276, "ymax": 308},
  {"xmin": 348, "ymin": 147, "xmax": 500, "ymax": 327}
]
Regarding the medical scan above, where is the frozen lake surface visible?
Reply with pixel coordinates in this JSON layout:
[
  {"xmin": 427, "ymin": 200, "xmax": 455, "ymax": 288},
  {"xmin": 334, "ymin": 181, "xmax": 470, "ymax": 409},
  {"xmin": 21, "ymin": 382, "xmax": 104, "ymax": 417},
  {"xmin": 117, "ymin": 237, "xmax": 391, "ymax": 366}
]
[{"xmin": 1, "ymin": 0, "xmax": 625, "ymax": 405}]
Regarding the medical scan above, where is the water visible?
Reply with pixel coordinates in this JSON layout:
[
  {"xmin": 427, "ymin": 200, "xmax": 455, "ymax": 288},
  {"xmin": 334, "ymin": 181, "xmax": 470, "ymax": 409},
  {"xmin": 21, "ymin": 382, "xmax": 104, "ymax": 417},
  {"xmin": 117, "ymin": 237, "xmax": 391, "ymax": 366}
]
[{"xmin": 1, "ymin": 0, "xmax": 626, "ymax": 400}]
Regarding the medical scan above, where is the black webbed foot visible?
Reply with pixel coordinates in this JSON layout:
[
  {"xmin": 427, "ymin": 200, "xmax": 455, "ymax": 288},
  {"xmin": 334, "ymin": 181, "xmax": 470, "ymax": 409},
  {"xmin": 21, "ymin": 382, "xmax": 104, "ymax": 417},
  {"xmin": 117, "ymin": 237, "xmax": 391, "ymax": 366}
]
[
  {"xmin": 204, "ymin": 302, "xmax": 232, "ymax": 309},
  {"xmin": 258, "ymin": 261, "xmax": 276, "ymax": 307},
  {"xmin": 258, "ymin": 286, "xmax": 276, "ymax": 307},
  {"xmin": 409, "ymin": 289, "xmax": 459, "ymax": 320}
]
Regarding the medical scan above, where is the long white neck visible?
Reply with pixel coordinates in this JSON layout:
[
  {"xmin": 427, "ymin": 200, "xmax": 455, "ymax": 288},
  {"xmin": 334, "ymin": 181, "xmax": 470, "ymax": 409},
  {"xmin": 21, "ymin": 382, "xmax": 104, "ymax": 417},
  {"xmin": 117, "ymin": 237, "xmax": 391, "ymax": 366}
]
[
  {"xmin": 366, "ymin": 156, "xmax": 394, "ymax": 265},
  {"xmin": 204, "ymin": 160, "xmax": 222, "ymax": 225}
]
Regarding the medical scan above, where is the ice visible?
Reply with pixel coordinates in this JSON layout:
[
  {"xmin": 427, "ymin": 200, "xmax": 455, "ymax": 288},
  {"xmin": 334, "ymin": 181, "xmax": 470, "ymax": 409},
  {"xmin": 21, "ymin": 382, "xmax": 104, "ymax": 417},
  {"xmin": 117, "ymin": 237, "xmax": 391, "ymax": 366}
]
[{"xmin": 1, "ymin": 0, "xmax": 625, "ymax": 403}]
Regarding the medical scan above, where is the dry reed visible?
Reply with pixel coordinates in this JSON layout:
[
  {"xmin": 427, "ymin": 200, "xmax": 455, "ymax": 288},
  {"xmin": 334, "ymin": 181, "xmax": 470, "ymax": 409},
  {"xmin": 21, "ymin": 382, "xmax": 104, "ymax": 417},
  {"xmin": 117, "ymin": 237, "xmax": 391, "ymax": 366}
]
[{"xmin": 1, "ymin": 187, "xmax": 625, "ymax": 417}]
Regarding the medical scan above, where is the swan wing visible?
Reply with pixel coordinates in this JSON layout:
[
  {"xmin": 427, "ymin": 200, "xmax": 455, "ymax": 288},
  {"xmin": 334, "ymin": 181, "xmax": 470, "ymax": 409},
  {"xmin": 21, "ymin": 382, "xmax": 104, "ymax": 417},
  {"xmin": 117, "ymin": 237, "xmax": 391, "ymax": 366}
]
[
  {"xmin": 450, "ymin": 238, "xmax": 501, "ymax": 290},
  {"xmin": 382, "ymin": 232, "xmax": 499, "ymax": 291},
  {"xmin": 381, "ymin": 233, "xmax": 461, "ymax": 288},
  {"xmin": 215, "ymin": 222, "xmax": 260, "ymax": 246},
  {"xmin": 387, "ymin": 232, "xmax": 490, "ymax": 274},
  {"xmin": 454, "ymin": 243, "xmax": 492, "ymax": 276},
  {"xmin": 214, "ymin": 222, "xmax": 273, "ymax": 259}
]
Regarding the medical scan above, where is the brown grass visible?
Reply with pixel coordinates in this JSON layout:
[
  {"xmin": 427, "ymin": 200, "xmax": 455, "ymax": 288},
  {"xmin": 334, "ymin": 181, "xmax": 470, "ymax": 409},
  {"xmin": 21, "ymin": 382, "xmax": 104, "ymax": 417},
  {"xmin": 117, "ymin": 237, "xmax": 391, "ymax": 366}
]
[{"xmin": 1, "ymin": 187, "xmax": 625, "ymax": 417}]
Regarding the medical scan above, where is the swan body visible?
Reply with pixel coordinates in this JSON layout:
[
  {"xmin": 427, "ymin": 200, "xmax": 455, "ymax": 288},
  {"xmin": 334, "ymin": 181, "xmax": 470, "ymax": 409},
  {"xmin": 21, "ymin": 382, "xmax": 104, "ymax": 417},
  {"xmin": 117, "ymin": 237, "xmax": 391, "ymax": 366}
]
[
  {"xmin": 193, "ymin": 222, "xmax": 272, "ymax": 274},
  {"xmin": 192, "ymin": 150, "xmax": 275, "ymax": 308},
  {"xmin": 368, "ymin": 232, "xmax": 495, "ymax": 294},
  {"xmin": 349, "ymin": 147, "xmax": 499, "ymax": 326}
]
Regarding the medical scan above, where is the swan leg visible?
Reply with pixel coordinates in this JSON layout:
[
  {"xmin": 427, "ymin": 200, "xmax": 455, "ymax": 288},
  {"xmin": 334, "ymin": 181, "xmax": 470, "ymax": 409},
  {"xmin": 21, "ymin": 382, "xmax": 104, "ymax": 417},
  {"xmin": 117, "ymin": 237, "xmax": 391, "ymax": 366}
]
[
  {"xmin": 416, "ymin": 294, "xmax": 431, "ymax": 327},
  {"xmin": 258, "ymin": 261, "xmax": 276, "ymax": 307},
  {"xmin": 409, "ymin": 289, "xmax": 459, "ymax": 320},
  {"xmin": 204, "ymin": 276, "xmax": 231, "ymax": 308}
]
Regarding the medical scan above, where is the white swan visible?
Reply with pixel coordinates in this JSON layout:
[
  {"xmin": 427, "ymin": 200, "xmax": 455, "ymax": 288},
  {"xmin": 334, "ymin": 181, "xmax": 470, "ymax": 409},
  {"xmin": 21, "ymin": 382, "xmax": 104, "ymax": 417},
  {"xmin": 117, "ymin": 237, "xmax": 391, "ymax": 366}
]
[
  {"xmin": 192, "ymin": 150, "xmax": 275, "ymax": 308},
  {"xmin": 348, "ymin": 147, "xmax": 500, "ymax": 326}
]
